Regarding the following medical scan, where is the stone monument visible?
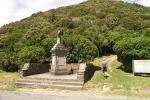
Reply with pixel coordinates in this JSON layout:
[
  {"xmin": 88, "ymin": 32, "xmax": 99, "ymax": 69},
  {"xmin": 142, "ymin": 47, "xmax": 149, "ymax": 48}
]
[
  {"xmin": 16, "ymin": 31, "xmax": 85, "ymax": 90},
  {"xmin": 50, "ymin": 30, "xmax": 69, "ymax": 75}
]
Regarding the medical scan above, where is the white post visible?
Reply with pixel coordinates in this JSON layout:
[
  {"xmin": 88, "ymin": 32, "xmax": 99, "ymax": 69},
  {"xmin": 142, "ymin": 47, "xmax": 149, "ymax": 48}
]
[{"xmin": 57, "ymin": 36, "xmax": 60, "ymax": 44}]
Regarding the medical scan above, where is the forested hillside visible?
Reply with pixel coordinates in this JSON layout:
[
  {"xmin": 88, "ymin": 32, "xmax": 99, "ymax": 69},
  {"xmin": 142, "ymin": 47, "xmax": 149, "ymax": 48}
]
[{"xmin": 0, "ymin": 0, "xmax": 150, "ymax": 71}]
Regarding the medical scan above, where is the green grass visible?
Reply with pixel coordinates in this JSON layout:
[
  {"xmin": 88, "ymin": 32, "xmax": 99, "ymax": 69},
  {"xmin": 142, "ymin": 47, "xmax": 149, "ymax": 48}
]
[
  {"xmin": 0, "ymin": 86, "xmax": 16, "ymax": 91},
  {"xmin": 0, "ymin": 70, "xmax": 19, "ymax": 91},
  {"xmin": 105, "ymin": 60, "xmax": 150, "ymax": 88},
  {"xmin": 84, "ymin": 55, "xmax": 150, "ymax": 97}
]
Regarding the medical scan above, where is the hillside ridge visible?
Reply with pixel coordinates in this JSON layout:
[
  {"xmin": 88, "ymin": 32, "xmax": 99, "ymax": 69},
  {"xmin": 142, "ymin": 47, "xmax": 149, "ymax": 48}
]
[{"xmin": 0, "ymin": 0, "xmax": 149, "ymax": 72}]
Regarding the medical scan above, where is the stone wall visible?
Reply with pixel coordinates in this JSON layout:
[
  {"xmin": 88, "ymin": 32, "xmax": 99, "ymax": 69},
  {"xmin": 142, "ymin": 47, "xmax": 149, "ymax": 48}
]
[
  {"xmin": 66, "ymin": 63, "xmax": 80, "ymax": 74},
  {"xmin": 22, "ymin": 63, "xmax": 50, "ymax": 77},
  {"xmin": 22, "ymin": 63, "xmax": 80, "ymax": 77}
]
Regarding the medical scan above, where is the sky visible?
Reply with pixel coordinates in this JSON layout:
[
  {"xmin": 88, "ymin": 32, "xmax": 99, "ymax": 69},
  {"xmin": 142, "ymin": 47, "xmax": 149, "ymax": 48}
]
[
  {"xmin": 123, "ymin": 0, "xmax": 150, "ymax": 6},
  {"xmin": 0, "ymin": 0, "xmax": 149, "ymax": 27}
]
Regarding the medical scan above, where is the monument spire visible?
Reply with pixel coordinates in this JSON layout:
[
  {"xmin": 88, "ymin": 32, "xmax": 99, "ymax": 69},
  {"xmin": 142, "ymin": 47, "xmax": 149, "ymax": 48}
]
[
  {"xmin": 57, "ymin": 30, "xmax": 62, "ymax": 44},
  {"xmin": 51, "ymin": 30, "xmax": 68, "ymax": 75}
]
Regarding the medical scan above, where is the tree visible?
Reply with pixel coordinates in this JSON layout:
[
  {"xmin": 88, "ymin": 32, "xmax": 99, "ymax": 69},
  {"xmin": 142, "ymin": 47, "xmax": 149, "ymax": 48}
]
[
  {"xmin": 81, "ymin": 27, "xmax": 105, "ymax": 55},
  {"xmin": 113, "ymin": 36, "xmax": 150, "ymax": 70},
  {"xmin": 41, "ymin": 37, "xmax": 56, "ymax": 62},
  {"xmin": 24, "ymin": 31, "xmax": 46, "ymax": 46},
  {"xmin": 56, "ymin": 17, "xmax": 74, "ymax": 29},
  {"xmin": 18, "ymin": 46, "xmax": 45, "ymax": 63},
  {"xmin": 0, "ymin": 52, "xmax": 9, "ymax": 71},
  {"xmin": 104, "ymin": 14, "xmax": 120, "ymax": 31},
  {"xmin": 62, "ymin": 34, "xmax": 98, "ymax": 63},
  {"xmin": 0, "ymin": 52, "xmax": 20, "ymax": 72},
  {"xmin": 106, "ymin": 32, "xmax": 126, "ymax": 52}
]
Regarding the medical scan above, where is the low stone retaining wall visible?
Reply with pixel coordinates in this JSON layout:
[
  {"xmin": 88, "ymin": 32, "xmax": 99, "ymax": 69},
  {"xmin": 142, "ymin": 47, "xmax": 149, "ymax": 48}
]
[
  {"xmin": 22, "ymin": 63, "xmax": 50, "ymax": 77},
  {"xmin": 22, "ymin": 63, "xmax": 80, "ymax": 77},
  {"xmin": 66, "ymin": 63, "xmax": 80, "ymax": 73},
  {"xmin": 21, "ymin": 62, "xmax": 88, "ymax": 81}
]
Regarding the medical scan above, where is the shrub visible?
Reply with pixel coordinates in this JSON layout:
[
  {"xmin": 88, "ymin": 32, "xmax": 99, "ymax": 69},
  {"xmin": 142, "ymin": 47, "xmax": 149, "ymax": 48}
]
[
  {"xmin": 62, "ymin": 34, "xmax": 98, "ymax": 63},
  {"xmin": 0, "ymin": 52, "xmax": 20, "ymax": 72},
  {"xmin": 113, "ymin": 36, "xmax": 150, "ymax": 69},
  {"xmin": 106, "ymin": 32, "xmax": 126, "ymax": 52},
  {"xmin": 18, "ymin": 46, "xmax": 45, "ymax": 63},
  {"xmin": 41, "ymin": 37, "xmax": 56, "ymax": 62},
  {"xmin": 56, "ymin": 17, "xmax": 74, "ymax": 28}
]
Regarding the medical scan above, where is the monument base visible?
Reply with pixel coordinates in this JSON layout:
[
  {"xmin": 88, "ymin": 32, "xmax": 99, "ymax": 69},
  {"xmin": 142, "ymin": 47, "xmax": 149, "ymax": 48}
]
[
  {"xmin": 50, "ymin": 67, "xmax": 69, "ymax": 75},
  {"xmin": 16, "ymin": 72, "xmax": 83, "ymax": 90}
]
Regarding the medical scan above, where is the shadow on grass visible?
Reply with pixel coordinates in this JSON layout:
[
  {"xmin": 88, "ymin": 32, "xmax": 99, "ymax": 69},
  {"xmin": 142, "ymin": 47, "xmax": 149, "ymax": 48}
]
[
  {"xmin": 116, "ymin": 57, "xmax": 133, "ymax": 73},
  {"xmin": 84, "ymin": 63, "xmax": 101, "ymax": 83},
  {"xmin": 117, "ymin": 65, "xmax": 132, "ymax": 73},
  {"xmin": 134, "ymin": 73, "xmax": 150, "ymax": 77}
]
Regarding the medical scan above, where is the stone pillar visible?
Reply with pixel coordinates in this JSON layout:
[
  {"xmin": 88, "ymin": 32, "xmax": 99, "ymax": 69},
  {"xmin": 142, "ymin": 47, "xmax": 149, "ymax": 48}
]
[
  {"xmin": 77, "ymin": 63, "xmax": 87, "ymax": 81},
  {"xmin": 50, "ymin": 31, "xmax": 69, "ymax": 75},
  {"xmin": 56, "ymin": 30, "xmax": 61, "ymax": 44}
]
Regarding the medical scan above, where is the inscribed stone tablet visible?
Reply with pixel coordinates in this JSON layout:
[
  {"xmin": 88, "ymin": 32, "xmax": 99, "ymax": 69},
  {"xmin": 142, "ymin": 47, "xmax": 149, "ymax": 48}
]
[
  {"xmin": 22, "ymin": 63, "xmax": 29, "ymax": 70},
  {"xmin": 79, "ymin": 63, "xmax": 86, "ymax": 71},
  {"xmin": 58, "ymin": 57, "xmax": 65, "ymax": 65}
]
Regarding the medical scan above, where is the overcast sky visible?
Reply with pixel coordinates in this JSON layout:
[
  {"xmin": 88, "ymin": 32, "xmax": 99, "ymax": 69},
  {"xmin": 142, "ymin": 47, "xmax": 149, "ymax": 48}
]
[{"xmin": 0, "ymin": 0, "xmax": 149, "ymax": 27}]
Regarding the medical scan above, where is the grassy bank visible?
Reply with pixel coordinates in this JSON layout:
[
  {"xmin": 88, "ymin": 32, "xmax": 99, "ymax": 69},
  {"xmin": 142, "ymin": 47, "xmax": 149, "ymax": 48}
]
[
  {"xmin": 84, "ymin": 55, "xmax": 150, "ymax": 97},
  {"xmin": 0, "ymin": 70, "xmax": 19, "ymax": 91}
]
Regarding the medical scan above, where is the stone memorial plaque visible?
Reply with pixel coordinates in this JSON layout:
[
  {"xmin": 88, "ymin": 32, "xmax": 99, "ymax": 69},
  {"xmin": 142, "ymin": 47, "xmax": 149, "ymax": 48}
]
[
  {"xmin": 133, "ymin": 60, "xmax": 150, "ymax": 74},
  {"xmin": 22, "ymin": 63, "xmax": 29, "ymax": 70},
  {"xmin": 58, "ymin": 57, "xmax": 65, "ymax": 65},
  {"xmin": 79, "ymin": 63, "xmax": 86, "ymax": 72}
]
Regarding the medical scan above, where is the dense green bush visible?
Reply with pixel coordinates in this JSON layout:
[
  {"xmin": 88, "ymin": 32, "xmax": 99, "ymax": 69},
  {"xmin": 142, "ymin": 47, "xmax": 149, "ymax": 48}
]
[
  {"xmin": 24, "ymin": 31, "xmax": 46, "ymax": 46},
  {"xmin": 75, "ymin": 27, "xmax": 106, "ymax": 55},
  {"xmin": 18, "ymin": 46, "xmax": 45, "ymax": 63},
  {"xmin": 104, "ymin": 14, "xmax": 120, "ymax": 31},
  {"xmin": 113, "ymin": 36, "xmax": 150, "ymax": 69},
  {"xmin": 0, "ymin": 52, "xmax": 9, "ymax": 71},
  {"xmin": 0, "ymin": 32, "xmax": 23, "ymax": 71},
  {"xmin": 106, "ymin": 32, "xmax": 127, "ymax": 52},
  {"xmin": 0, "ymin": 52, "xmax": 20, "ymax": 72},
  {"xmin": 41, "ymin": 37, "xmax": 56, "ymax": 62},
  {"xmin": 62, "ymin": 34, "xmax": 98, "ymax": 63},
  {"xmin": 56, "ymin": 17, "xmax": 74, "ymax": 28}
]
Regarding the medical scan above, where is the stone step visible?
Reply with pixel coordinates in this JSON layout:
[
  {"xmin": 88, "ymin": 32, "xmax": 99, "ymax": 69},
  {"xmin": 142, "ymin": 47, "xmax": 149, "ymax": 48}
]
[
  {"xmin": 21, "ymin": 77, "xmax": 81, "ymax": 82},
  {"xmin": 17, "ymin": 79, "xmax": 83, "ymax": 86},
  {"xmin": 16, "ymin": 82, "xmax": 82, "ymax": 90}
]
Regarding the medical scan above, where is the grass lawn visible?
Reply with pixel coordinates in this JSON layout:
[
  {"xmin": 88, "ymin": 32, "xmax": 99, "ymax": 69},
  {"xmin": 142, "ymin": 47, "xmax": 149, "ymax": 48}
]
[
  {"xmin": 0, "ymin": 70, "xmax": 19, "ymax": 91},
  {"xmin": 84, "ymin": 55, "xmax": 150, "ymax": 97}
]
